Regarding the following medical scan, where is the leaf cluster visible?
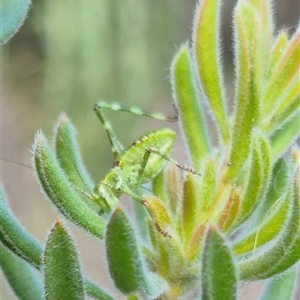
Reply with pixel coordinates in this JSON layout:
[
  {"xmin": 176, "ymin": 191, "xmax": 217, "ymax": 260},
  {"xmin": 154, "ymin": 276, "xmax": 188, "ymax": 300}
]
[{"xmin": 1, "ymin": 0, "xmax": 299, "ymax": 299}]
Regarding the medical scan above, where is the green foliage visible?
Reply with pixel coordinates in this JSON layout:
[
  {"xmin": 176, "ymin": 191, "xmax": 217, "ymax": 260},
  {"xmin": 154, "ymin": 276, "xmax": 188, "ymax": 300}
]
[
  {"xmin": 201, "ymin": 226, "xmax": 237, "ymax": 300},
  {"xmin": 171, "ymin": 46, "xmax": 210, "ymax": 169},
  {"xmin": 1, "ymin": 0, "xmax": 299, "ymax": 299},
  {"xmin": 193, "ymin": 0, "xmax": 229, "ymax": 144},
  {"xmin": 106, "ymin": 208, "xmax": 168, "ymax": 298},
  {"xmin": 0, "ymin": 0, "xmax": 31, "ymax": 44},
  {"xmin": 0, "ymin": 242, "xmax": 43, "ymax": 300},
  {"xmin": 33, "ymin": 130, "xmax": 107, "ymax": 239},
  {"xmin": 260, "ymin": 266, "xmax": 298, "ymax": 300},
  {"xmin": 43, "ymin": 221, "xmax": 84, "ymax": 300}
]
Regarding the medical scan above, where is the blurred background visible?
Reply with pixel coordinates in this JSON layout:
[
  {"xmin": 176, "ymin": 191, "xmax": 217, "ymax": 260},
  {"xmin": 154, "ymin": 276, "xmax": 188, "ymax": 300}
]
[{"xmin": 1, "ymin": 0, "xmax": 299, "ymax": 298}]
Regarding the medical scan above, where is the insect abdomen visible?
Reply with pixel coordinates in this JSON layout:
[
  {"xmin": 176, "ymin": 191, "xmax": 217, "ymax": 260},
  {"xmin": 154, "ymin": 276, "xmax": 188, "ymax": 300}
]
[{"xmin": 117, "ymin": 128, "xmax": 176, "ymax": 185}]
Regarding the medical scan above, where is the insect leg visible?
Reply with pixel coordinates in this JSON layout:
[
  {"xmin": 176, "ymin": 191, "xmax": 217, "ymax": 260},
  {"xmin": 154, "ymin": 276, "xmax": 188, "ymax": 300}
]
[
  {"xmin": 93, "ymin": 103, "xmax": 124, "ymax": 158},
  {"xmin": 147, "ymin": 148, "xmax": 201, "ymax": 176},
  {"xmin": 135, "ymin": 149, "xmax": 152, "ymax": 187},
  {"xmin": 95, "ymin": 101, "xmax": 177, "ymax": 122},
  {"xmin": 121, "ymin": 184, "xmax": 171, "ymax": 238}
]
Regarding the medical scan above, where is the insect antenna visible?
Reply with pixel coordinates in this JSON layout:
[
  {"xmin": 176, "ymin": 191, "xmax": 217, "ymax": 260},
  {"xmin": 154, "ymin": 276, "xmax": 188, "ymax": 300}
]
[
  {"xmin": 1, "ymin": 157, "xmax": 33, "ymax": 170},
  {"xmin": 1, "ymin": 155, "xmax": 96, "ymax": 202}
]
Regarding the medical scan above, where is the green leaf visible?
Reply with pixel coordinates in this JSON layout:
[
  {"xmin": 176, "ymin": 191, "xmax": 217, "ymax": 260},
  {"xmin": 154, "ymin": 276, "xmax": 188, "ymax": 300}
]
[
  {"xmin": 270, "ymin": 31, "xmax": 288, "ymax": 71},
  {"xmin": 268, "ymin": 89, "xmax": 299, "ymax": 133},
  {"xmin": 193, "ymin": 0, "xmax": 229, "ymax": 144},
  {"xmin": 256, "ymin": 157, "xmax": 289, "ymax": 222},
  {"xmin": 171, "ymin": 46, "xmax": 210, "ymax": 170},
  {"xmin": 201, "ymin": 225, "xmax": 237, "ymax": 300},
  {"xmin": 262, "ymin": 29, "xmax": 300, "ymax": 117},
  {"xmin": 143, "ymin": 223, "xmax": 168, "ymax": 273},
  {"xmin": 164, "ymin": 166, "xmax": 181, "ymax": 215},
  {"xmin": 260, "ymin": 266, "xmax": 298, "ymax": 300},
  {"xmin": 54, "ymin": 114, "xmax": 99, "ymax": 211},
  {"xmin": 0, "ymin": 0, "xmax": 31, "ymax": 44},
  {"xmin": 0, "ymin": 242, "xmax": 43, "ymax": 300},
  {"xmin": 258, "ymin": 131, "xmax": 272, "ymax": 187},
  {"xmin": 254, "ymin": 130, "xmax": 272, "ymax": 204},
  {"xmin": 144, "ymin": 195, "xmax": 173, "ymax": 239},
  {"xmin": 233, "ymin": 190, "xmax": 290, "ymax": 255},
  {"xmin": 132, "ymin": 197, "xmax": 149, "ymax": 243},
  {"xmin": 218, "ymin": 186, "xmax": 241, "ymax": 232},
  {"xmin": 106, "ymin": 207, "xmax": 168, "ymax": 298},
  {"xmin": 263, "ymin": 65, "xmax": 299, "ymax": 130},
  {"xmin": 228, "ymin": 2, "xmax": 259, "ymax": 180},
  {"xmin": 152, "ymin": 170, "xmax": 167, "ymax": 204},
  {"xmin": 83, "ymin": 278, "xmax": 115, "ymax": 300},
  {"xmin": 0, "ymin": 189, "xmax": 43, "ymax": 268},
  {"xmin": 186, "ymin": 223, "xmax": 207, "ymax": 262},
  {"xmin": 249, "ymin": 0, "xmax": 274, "ymax": 102},
  {"xmin": 182, "ymin": 173, "xmax": 200, "ymax": 243},
  {"xmin": 127, "ymin": 295, "xmax": 139, "ymax": 300},
  {"xmin": 1, "ymin": 186, "xmax": 114, "ymax": 300},
  {"xmin": 33, "ymin": 131, "xmax": 107, "ymax": 238},
  {"xmin": 152, "ymin": 169, "xmax": 177, "ymax": 239},
  {"xmin": 198, "ymin": 159, "xmax": 217, "ymax": 219},
  {"xmin": 43, "ymin": 221, "xmax": 84, "ymax": 300},
  {"xmin": 54, "ymin": 113, "xmax": 94, "ymax": 196},
  {"xmin": 231, "ymin": 131, "xmax": 270, "ymax": 230},
  {"xmin": 270, "ymin": 110, "xmax": 300, "ymax": 160},
  {"xmin": 155, "ymin": 236, "xmax": 173, "ymax": 280},
  {"xmin": 239, "ymin": 183, "xmax": 300, "ymax": 280}
]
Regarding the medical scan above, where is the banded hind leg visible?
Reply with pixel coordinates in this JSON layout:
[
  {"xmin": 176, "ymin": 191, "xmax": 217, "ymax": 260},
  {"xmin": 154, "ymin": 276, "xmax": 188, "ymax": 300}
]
[
  {"xmin": 94, "ymin": 102, "xmax": 177, "ymax": 122},
  {"xmin": 93, "ymin": 101, "xmax": 177, "ymax": 159},
  {"xmin": 93, "ymin": 104, "xmax": 124, "ymax": 159},
  {"xmin": 133, "ymin": 147, "xmax": 200, "ymax": 191},
  {"xmin": 146, "ymin": 148, "xmax": 200, "ymax": 176},
  {"xmin": 119, "ymin": 181, "xmax": 171, "ymax": 238}
]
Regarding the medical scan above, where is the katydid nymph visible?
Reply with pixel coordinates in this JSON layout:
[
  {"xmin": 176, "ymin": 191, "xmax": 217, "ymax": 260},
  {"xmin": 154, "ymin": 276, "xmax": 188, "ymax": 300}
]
[
  {"xmin": 90, "ymin": 103, "xmax": 180, "ymax": 237},
  {"xmin": 85, "ymin": 102, "xmax": 197, "ymax": 237}
]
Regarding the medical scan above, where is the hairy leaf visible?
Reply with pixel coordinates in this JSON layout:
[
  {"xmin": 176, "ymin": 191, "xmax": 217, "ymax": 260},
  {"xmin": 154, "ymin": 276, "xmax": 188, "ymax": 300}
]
[
  {"xmin": 43, "ymin": 221, "xmax": 84, "ymax": 300},
  {"xmin": 171, "ymin": 46, "xmax": 210, "ymax": 170},
  {"xmin": 33, "ymin": 131, "xmax": 106, "ymax": 238},
  {"xmin": 1, "ymin": 0, "xmax": 31, "ymax": 44},
  {"xmin": 201, "ymin": 225, "xmax": 237, "ymax": 300},
  {"xmin": 194, "ymin": 0, "xmax": 229, "ymax": 144},
  {"xmin": 0, "ymin": 242, "xmax": 43, "ymax": 300}
]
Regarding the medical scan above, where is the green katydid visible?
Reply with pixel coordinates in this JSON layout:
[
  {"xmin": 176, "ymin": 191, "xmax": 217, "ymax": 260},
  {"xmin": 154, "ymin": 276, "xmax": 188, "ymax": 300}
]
[
  {"xmin": 77, "ymin": 102, "xmax": 197, "ymax": 237},
  {"xmin": 89, "ymin": 103, "xmax": 171, "ymax": 236}
]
